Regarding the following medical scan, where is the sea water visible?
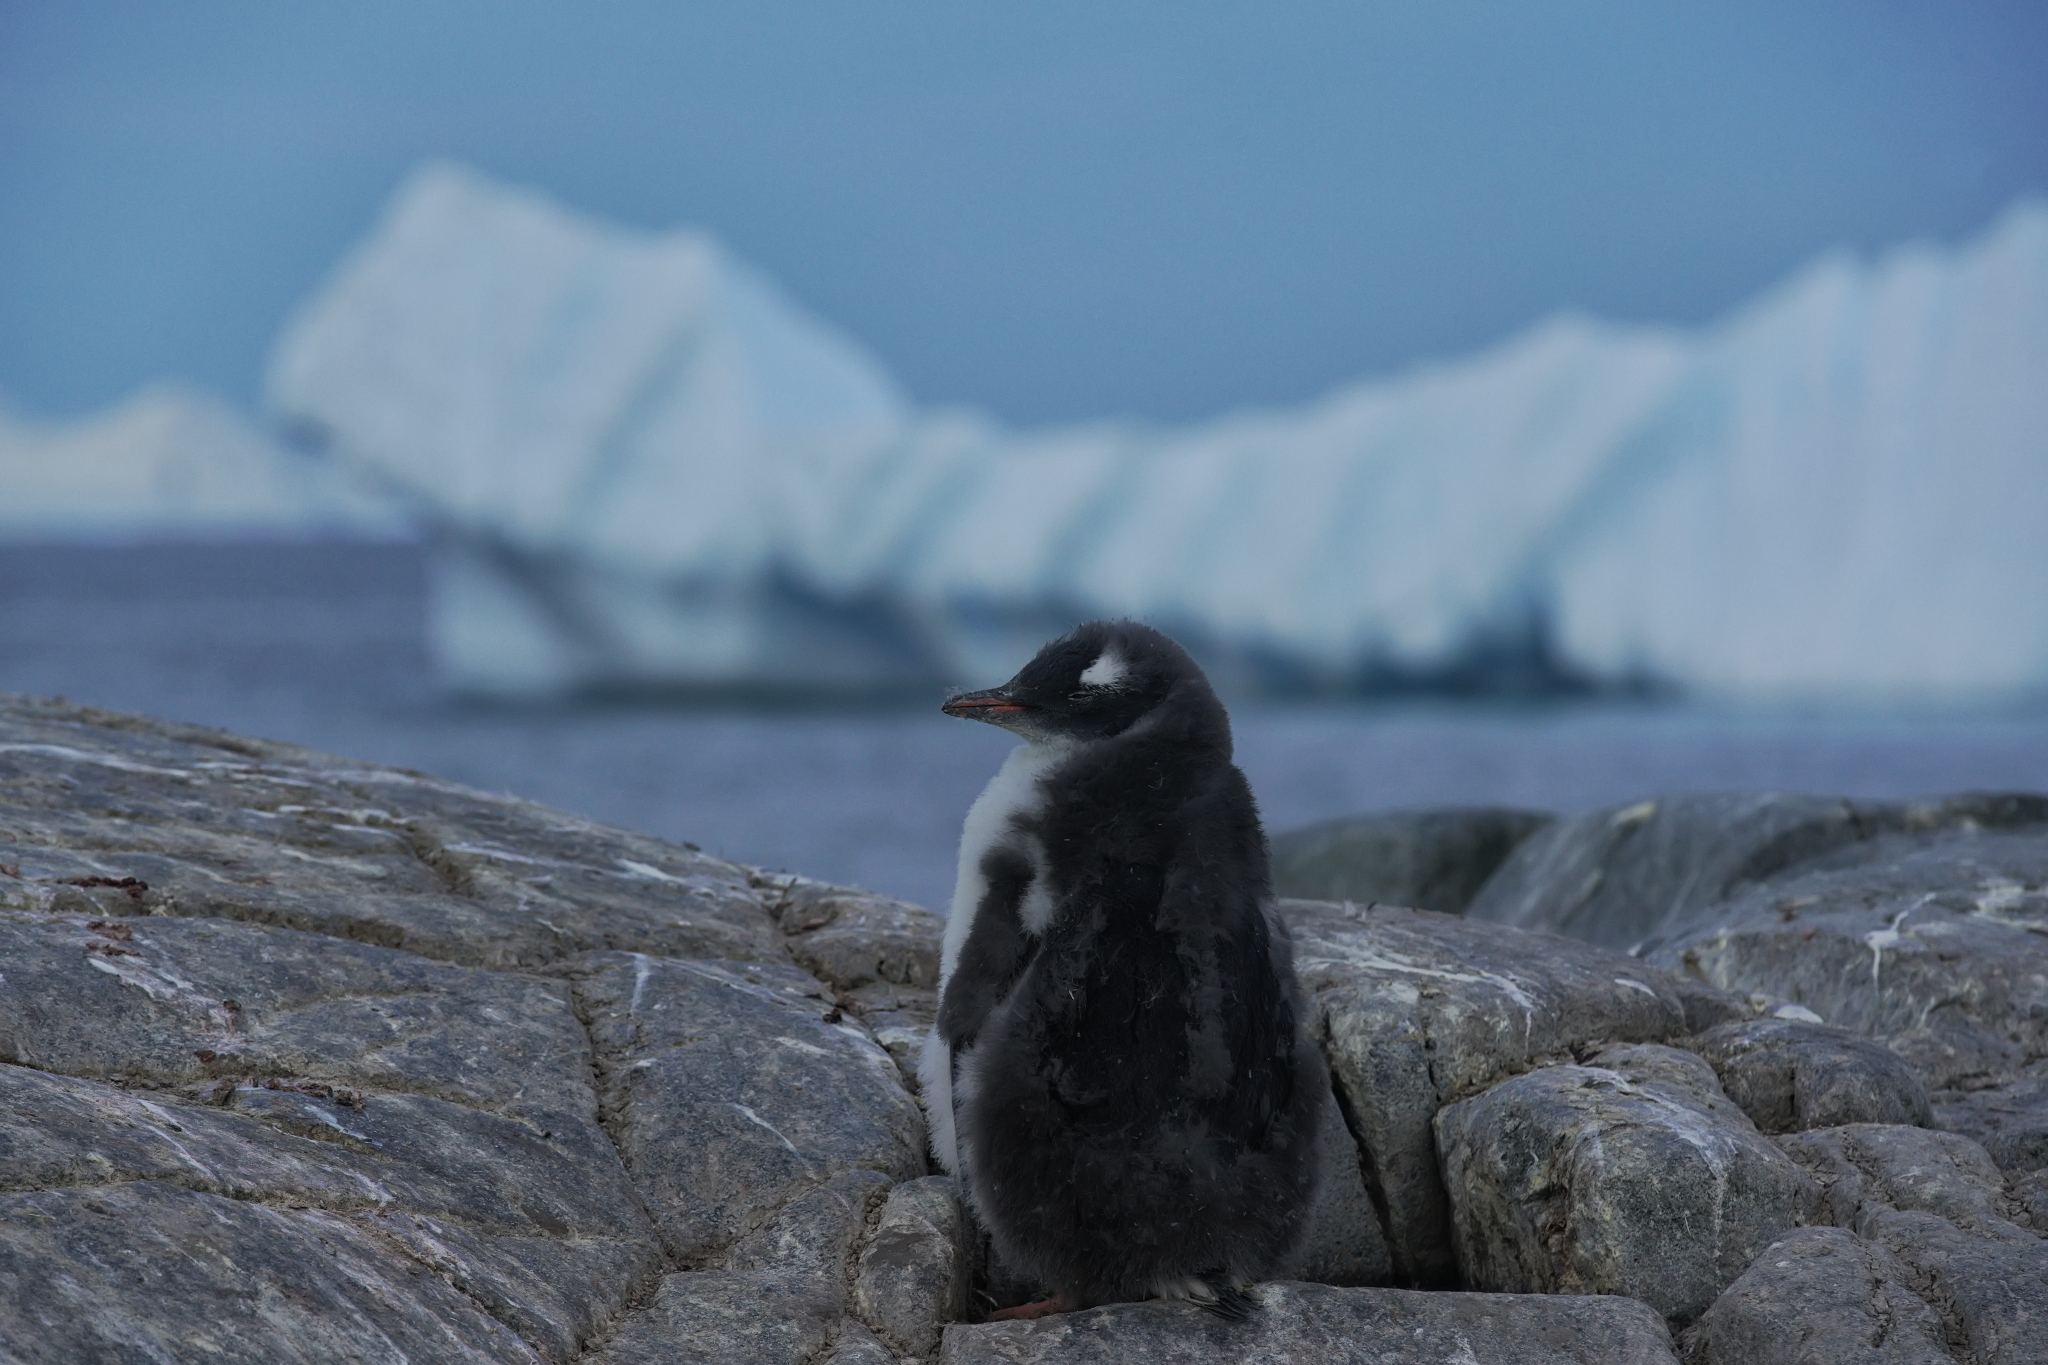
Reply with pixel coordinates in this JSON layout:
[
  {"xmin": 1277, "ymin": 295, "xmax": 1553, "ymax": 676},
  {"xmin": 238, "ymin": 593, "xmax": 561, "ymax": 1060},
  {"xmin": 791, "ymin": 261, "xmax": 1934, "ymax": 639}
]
[{"xmin": 4, "ymin": 541, "xmax": 2045, "ymax": 912}]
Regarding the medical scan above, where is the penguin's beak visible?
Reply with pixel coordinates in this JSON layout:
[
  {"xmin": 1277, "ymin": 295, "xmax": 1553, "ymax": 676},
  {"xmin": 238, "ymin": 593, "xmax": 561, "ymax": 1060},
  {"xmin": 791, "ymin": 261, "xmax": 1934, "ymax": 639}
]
[{"xmin": 941, "ymin": 687, "xmax": 1030, "ymax": 723}]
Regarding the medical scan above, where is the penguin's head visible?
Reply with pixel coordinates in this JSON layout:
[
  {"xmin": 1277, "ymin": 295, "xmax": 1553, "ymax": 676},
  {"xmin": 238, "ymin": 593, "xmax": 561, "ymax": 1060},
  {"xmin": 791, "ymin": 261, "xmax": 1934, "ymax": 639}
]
[{"xmin": 941, "ymin": 619, "xmax": 1207, "ymax": 743}]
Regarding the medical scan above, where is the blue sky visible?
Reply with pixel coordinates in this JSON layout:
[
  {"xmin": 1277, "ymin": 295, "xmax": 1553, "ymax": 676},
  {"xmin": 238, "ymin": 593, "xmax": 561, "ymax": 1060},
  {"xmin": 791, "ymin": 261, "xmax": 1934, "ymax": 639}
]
[{"xmin": 2, "ymin": 2, "xmax": 2044, "ymax": 425}]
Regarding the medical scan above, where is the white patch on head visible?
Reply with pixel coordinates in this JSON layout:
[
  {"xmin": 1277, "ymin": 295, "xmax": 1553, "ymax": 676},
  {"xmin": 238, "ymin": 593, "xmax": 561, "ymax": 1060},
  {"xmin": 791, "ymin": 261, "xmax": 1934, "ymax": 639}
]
[{"xmin": 1079, "ymin": 649, "xmax": 1127, "ymax": 688}]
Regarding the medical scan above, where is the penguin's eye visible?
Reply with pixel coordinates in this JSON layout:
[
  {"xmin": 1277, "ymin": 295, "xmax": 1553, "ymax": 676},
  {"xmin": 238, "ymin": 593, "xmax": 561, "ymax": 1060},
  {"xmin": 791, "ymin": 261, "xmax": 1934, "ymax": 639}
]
[{"xmin": 1068, "ymin": 690, "xmax": 1091, "ymax": 703}]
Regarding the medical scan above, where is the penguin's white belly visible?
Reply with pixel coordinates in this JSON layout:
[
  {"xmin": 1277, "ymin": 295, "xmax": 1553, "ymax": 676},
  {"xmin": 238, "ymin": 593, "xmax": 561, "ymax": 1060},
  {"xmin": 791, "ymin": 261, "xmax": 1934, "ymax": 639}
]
[{"xmin": 925, "ymin": 737, "xmax": 1070, "ymax": 1175}]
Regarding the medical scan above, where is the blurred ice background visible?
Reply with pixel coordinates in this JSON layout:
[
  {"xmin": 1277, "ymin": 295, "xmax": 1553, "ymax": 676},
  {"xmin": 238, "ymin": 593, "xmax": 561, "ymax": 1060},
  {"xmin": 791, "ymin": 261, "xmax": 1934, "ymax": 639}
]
[{"xmin": 4, "ymin": 4, "xmax": 2046, "ymax": 908}]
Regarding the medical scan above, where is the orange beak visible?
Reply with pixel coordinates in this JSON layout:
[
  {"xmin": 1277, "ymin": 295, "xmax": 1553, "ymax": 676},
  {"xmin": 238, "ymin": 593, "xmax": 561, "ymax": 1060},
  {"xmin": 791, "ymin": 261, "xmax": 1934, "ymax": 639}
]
[{"xmin": 941, "ymin": 689, "xmax": 1029, "ymax": 719}]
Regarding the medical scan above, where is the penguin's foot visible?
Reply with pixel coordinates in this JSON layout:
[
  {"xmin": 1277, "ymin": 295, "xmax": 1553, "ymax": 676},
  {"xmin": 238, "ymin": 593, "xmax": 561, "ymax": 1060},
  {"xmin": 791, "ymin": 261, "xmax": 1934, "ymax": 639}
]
[
  {"xmin": 1157, "ymin": 1273, "xmax": 1258, "ymax": 1321},
  {"xmin": 987, "ymin": 1294, "xmax": 1077, "ymax": 1321}
]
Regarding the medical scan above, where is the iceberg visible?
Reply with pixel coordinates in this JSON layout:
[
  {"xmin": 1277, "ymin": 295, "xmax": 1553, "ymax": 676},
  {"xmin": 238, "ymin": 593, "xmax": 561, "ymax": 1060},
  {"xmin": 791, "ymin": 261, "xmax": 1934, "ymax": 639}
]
[
  {"xmin": 0, "ymin": 383, "xmax": 406, "ymax": 542},
  {"xmin": 268, "ymin": 164, "xmax": 2048, "ymax": 702}
]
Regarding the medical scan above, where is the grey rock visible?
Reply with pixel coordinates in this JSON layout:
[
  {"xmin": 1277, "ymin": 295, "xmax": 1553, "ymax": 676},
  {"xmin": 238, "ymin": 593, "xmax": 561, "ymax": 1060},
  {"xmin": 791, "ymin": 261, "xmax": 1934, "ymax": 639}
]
[
  {"xmin": 769, "ymin": 874, "xmax": 945, "ymax": 991},
  {"xmin": 1688, "ymin": 1017, "xmax": 1932, "ymax": 1133},
  {"xmin": 852, "ymin": 981, "xmax": 938, "ymax": 1091},
  {"xmin": 940, "ymin": 1280, "xmax": 1679, "ymax": 1363},
  {"xmin": 1645, "ymin": 827, "xmax": 2048, "ymax": 1181},
  {"xmin": 856, "ymin": 1176, "xmax": 973, "ymax": 1355},
  {"xmin": 0, "ymin": 910, "xmax": 596, "ymax": 1123},
  {"xmin": 1930, "ymin": 1056, "xmax": 2048, "ymax": 1182},
  {"xmin": 1665, "ymin": 975, "xmax": 1765, "ymax": 1033},
  {"xmin": 766, "ymin": 874, "xmax": 947, "ymax": 1091},
  {"xmin": 1283, "ymin": 898, "xmax": 1686, "ymax": 1283},
  {"xmin": 1777, "ymin": 1123, "xmax": 2048, "ymax": 1363},
  {"xmin": 0, "ymin": 1181, "xmax": 548, "ymax": 1364},
  {"xmin": 1776, "ymin": 1123, "xmax": 2030, "ymax": 1245},
  {"xmin": 597, "ymin": 1170, "xmax": 895, "ymax": 1365},
  {"xmin": 1684, "ymin": 1226, "xmax": 1949, "ymax": 1365},
  {"xmin": 0, "ymin": 1062, "xmax": 652, "ymax": 1244},
  {"xmin": 1270, "ymin": 806, "xmax": 1553, "ymax": 912},
  {"xmin": 0, "ymin": 696, "xmax": 779, "ymax": 969},
  {"xmin": 572, "ymin": 952, "xmax": 925, "ymax": 1261},
  {"xmin": 343, "ymin": 1209, "xmax": 663, "ymax": 1362},
  {"xmin": 823, "ymin": 1321, "xmax": 904, "ymax": 1365},
  {"xmin": 1466, "ymin": 790, "xmax": 2048, "ymax": 951},
  {"xmin": 1648, "ymin": 830, "xmax": 2048, "ymax": 1056},
  {"xmin": 729, "ymin": 1167, "xmax": 896, "ymax": 1281},
  {"xmin": 1435, "ymin": 1044, "xmax": 1813, "ymax": 1321},
  {"xmin": 1280, "ymin": 1078, "xmax": 1394, "ymax": 1287},
  {"xmin": 587, "ymin": 1268, "xmax": 848, "ymax": 1365}
]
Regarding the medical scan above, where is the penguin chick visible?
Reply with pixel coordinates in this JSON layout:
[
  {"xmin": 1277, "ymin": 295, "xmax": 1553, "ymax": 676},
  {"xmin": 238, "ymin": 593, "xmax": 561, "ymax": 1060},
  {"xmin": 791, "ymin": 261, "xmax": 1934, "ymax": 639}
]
[{"xmin": 919, "ymin": 620, "xmax": 1329, "ymax": 1320}]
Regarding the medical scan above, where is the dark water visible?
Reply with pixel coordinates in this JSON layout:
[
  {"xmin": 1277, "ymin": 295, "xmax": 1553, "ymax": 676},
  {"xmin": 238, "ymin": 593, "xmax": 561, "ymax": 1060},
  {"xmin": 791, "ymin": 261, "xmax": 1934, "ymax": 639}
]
[{"xmin": 5, "ymin": 540, "xmax": 2046, "ymax": 911}]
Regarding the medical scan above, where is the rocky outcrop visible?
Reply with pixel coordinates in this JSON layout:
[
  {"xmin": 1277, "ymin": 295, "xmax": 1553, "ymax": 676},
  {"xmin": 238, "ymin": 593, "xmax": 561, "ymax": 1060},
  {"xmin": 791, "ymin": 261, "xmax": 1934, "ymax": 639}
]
[
  {"xmin": 1464, "ymin": 791, "xmax": 2048, "ymax": 953},
  {"xmin": 1684, "ymin": 1226, "xmax": 1951, "ymax": 1365},
  {"xmin": 939, "ymin": 1282, "xmax": 1680, "ymax": 1364},
  {"xmin": 1686, "ymin": 1017, "xmax": 1933, "ymax": 1134},
  {"xmin": 1286, "ymin": 896, "xmax": 1686, "ymax": 1285},
  {"xmin": 1270, "ymin": 806, "xmax": 1552, "ymax": 912},
  {"xmin": 1436, "ymin": 1043, "xmax": 1812, "ymax": 1321},
  {"xmin": 4, "ymin": 694, "xmax": 2045, "ymax": 1362}
]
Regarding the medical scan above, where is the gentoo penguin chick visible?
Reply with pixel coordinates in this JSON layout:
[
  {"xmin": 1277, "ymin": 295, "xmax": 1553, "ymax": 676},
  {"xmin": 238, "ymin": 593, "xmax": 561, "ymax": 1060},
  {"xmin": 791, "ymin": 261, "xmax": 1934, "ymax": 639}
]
[{"xmin": 919, "ymin": 620, "xmax": 1328, "ymax": 1320}]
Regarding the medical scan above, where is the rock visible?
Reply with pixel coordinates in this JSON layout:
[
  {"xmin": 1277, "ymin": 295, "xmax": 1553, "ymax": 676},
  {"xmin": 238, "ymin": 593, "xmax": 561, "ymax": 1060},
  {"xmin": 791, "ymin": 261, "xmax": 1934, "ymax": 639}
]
[
  {"xmin": 1776, "ymin": 1123, "xmax": 2048, "ymax": 1363},
  {"xmin": 823, "ymin": 1322, "xmax": 905, "ymax": 1365},
  {"xmin": 0, "ymin": 1181, "xmax": 550, "ymax": 1363},
  {"xmin": 0, "ymin": 694, "xmax": 908, "ymax": 1362},
  {"xmin": 593, "ymin": 1169, "xmax": 892, "ymax": 1365},
  {"xmin": 1283, "ymin": 898, "xmax": 1686, "ymax": 1284},
  {"xmin": 939, "ymin": 1281, "xmax": 1680, "ymax": 1363},
  {"xmin": 1683, "ymin": 1226, "xmax": 1950, "ymax": 1365},
  {"xmin": 1269, "ymin": 806, "xmax": 1553, "ymax": 912},
  {"xmin": 1687, "ymin": 1017, "xmax": 1933, "ymax": 1133},
  {"xmin": 571, "ymin": 953, "xmax": 926, "ymax": 1262},
  {"xmin": 768, "ymin": 875, "xmax": 945, "ymax": 992},
  {"xmin": 1645, "ymin": 827, "xmax": 2048, "ymax": 1183},
  {"xmin": 1466, "ymin": 791, "xmax": 2048, "ymax": 951},
  {"xmin": 587, "ymin": 1269, "xmax": 850, "ymax": 1365},
  {"xmin": 855, "ymin": 1176, "xmax": 973, "ymax": 1355},
  {"xmin": 729, "ymin": 1168, "xmax": 897, "ymax": 1280},
  {"xmin": 1776, "ymin": 1123, "xmax": 2032, "ymax": 1245},
  {"xmin": 765, "ymin": 874, "xmax": 946, "ymax": 1091},
  {"xmin": 0, "ymin": 909, "xmax": 597, "ymax": 1121},
  {"xmin": 0, "ymin": 1063, "xmax": 653, "ymax": 1251},
  {"xmin": 0, "ymin": 695, "xmax": 780, "ymax": 969},
  {"xmin": 1665, "ymin": 975, "xmax": 1763, "ymax": 1033},
  {"xmin": 1280, "ymin": 1080, "xmax": 1394, "ymax": 1287},
  {"xmin": 1435, "ymin": 1043, "xmax": 1813, "ymax": 1321}
]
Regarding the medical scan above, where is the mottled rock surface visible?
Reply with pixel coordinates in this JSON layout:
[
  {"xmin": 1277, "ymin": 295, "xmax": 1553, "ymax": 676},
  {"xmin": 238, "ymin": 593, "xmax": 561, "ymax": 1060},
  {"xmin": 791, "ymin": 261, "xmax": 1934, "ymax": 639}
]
[
  {"xmin": 856, "ymin": 1176, "xmax": 973, "ymax": 1356},
  {"xmin": 0, "ymin": 695, "xmax": 928, "ymax": 1362},
  {"xmin": 1283, "ymin": 897, "xmax": 1686, "ymax": 1284},
  {"xmin": 1280, "ymin": 1078, "xmax": 1395, "ymax": 1287},
  {"xmin": 1466, "ymin": 791, "xmax": 2048, "ymax": 952},
  {"xmin": 1775, "ymin": 1124, "xmax": 2048, "ymax": 1362},
  {"xmin": 1683, "ymin": 1226, "xmax": 1951, "ymax": 1365},
  {"xmin": 1688, "ymin": 1016, "xmax": 1933, "ymax": 1133},
  {"xmin": 1270, "ymin": 806, "xmax": 1552, "ymax": 912},
  {"xmin": 941, "ymin": 1281, "xmax": 1680, "ymax": 1364},
  {"xmin": 1437, "ymin": 1043, "xmax": 1812, "ymax": 1321}
]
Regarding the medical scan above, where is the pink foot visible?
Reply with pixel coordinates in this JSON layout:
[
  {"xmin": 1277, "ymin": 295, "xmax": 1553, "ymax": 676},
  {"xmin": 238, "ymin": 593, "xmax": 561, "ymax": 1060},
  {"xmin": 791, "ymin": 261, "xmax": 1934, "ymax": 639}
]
[{"xmin": 988, "ymin": 1295, "xmax": 1077, "ymax": 1322}]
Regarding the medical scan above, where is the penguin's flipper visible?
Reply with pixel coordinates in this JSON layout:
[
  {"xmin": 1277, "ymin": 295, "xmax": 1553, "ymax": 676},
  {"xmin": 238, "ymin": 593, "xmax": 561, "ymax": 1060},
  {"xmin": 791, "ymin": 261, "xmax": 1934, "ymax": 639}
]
[{"xmin": 937, "ymin": 845, "xmax": 1038, "ymax": 1048}]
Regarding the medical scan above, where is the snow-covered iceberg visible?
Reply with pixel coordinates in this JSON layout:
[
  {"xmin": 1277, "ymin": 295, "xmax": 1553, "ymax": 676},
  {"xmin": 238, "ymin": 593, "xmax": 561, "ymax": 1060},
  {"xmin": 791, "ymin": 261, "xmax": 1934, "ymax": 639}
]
[
  {"xmin": 0, "ymin": 383, "xmax": 406, "ymax": 542},
  {"xmin": 268, "ymin": 164, "xmax": 2048, "ymax": 702}
]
